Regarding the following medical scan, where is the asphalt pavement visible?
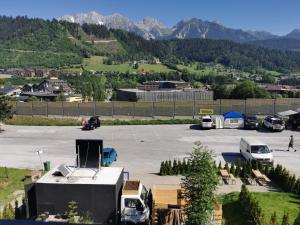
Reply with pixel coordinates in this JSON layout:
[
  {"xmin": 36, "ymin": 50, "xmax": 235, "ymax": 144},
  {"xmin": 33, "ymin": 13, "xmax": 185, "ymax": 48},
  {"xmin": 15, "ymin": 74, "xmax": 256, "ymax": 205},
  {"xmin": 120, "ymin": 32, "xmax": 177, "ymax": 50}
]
[{"xmin": 1, "ymin": 124, "xmax": 300, "ymax": 187}]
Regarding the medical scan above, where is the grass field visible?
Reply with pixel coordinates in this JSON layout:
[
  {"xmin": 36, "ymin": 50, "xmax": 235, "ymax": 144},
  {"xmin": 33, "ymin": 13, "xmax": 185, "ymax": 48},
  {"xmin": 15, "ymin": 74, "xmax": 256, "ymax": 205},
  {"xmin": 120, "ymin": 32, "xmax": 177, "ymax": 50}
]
[
  {"xmin": 0, "ymin": 167, "xmax": 29, "ymax": 203},
  {"xmin": 5, "ymin": 116, "xmax": 197, "ymax": 126},
  {"xmin": 220, "ymin": 192, "xmax": 300, "ymax": 225},
  {"xmin": 63, "ymin": 56, "xmax": 174, "ymax": 73}
]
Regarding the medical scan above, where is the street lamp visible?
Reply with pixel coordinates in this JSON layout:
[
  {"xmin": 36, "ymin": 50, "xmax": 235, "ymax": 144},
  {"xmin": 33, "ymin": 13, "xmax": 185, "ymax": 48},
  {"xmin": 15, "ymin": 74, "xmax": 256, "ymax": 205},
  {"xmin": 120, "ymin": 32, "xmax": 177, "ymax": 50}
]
[{"xmin": 36, "ymin": 150, "xmax": 44, "ymax": 170}]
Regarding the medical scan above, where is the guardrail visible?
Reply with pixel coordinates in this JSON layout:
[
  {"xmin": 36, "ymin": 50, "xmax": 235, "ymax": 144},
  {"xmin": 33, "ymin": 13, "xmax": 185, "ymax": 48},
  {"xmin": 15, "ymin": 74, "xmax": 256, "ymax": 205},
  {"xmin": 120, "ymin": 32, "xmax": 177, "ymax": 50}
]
[{"xmin": 10, "ymin": 98, "xmax": 300, "ymax": 118}]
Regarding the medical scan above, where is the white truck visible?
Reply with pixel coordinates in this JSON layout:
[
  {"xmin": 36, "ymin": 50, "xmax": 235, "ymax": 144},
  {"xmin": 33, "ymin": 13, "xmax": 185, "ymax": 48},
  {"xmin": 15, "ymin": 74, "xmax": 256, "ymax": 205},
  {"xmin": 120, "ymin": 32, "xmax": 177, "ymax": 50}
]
[
  {"xmin": 121, "ymin": 180, "xmax": 150, "ymax": 225},
  {"xmin": 240, "ymin": 137, "xmax": 273, "ymax": 163}
]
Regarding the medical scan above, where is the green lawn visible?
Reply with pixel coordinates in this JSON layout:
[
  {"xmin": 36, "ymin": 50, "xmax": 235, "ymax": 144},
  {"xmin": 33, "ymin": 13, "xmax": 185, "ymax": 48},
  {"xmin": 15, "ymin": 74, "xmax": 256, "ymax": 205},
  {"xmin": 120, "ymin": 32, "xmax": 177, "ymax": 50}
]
[
  {"xmin": 0, "ymin": 167, "xmax": 30, "ymax": 203},
  {"xmin": 220, "ymin": 192, "xmax": 300, "ymax": 225},
  {"xmin": 63, "ymin": 56, "xmax": 173, "ymax": 73}
]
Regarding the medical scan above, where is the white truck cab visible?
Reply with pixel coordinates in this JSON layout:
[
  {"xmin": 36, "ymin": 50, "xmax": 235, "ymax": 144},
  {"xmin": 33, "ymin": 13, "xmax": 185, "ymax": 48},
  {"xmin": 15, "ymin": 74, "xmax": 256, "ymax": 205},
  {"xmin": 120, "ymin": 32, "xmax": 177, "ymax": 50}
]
[
  {"xmin": 240, "ymin": 137, "xmax": 273, "ymax": 163},
  {"xmin": 200, "ymin": 115, "xmax": 214, "ymax": 129},
  {"xmin": 121, "ymin": 180, "xmax": 150, "ymax": 224}
]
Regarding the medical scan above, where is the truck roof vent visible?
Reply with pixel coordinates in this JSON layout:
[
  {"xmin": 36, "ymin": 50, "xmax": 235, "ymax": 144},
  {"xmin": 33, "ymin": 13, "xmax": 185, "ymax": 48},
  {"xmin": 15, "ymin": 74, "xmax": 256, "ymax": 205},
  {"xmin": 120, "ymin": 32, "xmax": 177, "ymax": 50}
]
[{"xmin": 52, "ymin": 164, "xmax": 72, "ymax": 177}]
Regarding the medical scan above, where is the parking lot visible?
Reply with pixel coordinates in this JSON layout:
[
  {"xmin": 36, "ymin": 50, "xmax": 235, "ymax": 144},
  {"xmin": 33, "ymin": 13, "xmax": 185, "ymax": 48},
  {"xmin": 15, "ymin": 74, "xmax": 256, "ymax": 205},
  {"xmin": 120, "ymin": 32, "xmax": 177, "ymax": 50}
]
[{"xmin": 1, "ymin": 124, "xmax": 300, "ymax": 187}]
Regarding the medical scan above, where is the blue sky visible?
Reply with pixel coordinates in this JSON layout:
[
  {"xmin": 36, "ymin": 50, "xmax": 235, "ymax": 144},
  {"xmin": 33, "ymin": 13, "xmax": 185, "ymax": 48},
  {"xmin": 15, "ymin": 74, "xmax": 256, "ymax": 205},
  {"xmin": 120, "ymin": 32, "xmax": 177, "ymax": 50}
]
[{"xmin": 0, "ymin": 0, "xmax": 299, "ymax": 35}]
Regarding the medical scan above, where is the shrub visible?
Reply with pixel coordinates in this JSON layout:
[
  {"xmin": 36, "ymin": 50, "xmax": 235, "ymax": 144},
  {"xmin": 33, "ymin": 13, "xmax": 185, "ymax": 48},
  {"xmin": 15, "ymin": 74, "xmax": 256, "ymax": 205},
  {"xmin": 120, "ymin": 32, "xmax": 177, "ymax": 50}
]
[{"xmin": 238, "ymin": 185, "xmax": 265, "ymax": 225}]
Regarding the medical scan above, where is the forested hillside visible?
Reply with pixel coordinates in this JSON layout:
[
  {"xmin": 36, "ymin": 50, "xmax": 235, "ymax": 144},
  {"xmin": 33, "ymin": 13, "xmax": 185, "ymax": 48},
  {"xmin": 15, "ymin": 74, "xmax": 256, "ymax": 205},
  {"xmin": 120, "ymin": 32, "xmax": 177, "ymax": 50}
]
[{"xmin": 1, "ymin": 16, "xmax": 300, "ymax": 74}]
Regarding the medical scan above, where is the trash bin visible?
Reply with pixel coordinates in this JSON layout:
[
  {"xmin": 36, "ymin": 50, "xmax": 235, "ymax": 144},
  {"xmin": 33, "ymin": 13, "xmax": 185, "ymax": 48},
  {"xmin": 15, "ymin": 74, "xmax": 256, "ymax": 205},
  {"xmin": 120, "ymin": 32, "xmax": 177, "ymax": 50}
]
[{"xmin": 43, "ymin": 161, "xmax": 51, "ymax": 171}]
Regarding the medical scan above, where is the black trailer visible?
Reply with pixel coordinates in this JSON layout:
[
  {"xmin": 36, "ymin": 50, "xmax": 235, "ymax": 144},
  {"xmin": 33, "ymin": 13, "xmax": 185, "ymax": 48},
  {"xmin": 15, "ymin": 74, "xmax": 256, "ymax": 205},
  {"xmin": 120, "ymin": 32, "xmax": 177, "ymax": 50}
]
[{"xmin": 26, "ymin": 166, "xmax": 124, "ymax": 224}]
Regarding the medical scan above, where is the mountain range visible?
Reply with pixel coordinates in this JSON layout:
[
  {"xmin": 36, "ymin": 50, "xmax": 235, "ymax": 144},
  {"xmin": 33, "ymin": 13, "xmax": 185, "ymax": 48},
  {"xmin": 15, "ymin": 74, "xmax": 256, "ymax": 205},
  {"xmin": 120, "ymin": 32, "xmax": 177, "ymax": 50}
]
[{"xmin": 58, "ymin": 11, "xmax": 300, "ymax": 42}]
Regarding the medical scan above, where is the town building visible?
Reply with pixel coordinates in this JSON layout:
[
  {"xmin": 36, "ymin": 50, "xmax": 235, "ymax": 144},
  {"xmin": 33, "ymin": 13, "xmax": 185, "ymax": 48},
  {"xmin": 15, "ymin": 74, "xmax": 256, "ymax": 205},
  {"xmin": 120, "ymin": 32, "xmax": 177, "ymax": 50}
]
[
  {"xmin": 21, "ymin": 78, "xmax": 74, "ymax": 101},
  {"xmin": 117, "ymin": 81, "xmax": 213, "ymax": 101}
]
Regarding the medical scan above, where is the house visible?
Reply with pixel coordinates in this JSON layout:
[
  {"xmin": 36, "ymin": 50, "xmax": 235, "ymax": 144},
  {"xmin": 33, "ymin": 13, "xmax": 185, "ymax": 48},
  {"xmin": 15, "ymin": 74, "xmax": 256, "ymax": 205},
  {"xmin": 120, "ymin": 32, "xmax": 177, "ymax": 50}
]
[
  {"xmin": 0, "ymin": 85, "xmax": 22, "ymax": 97},
  {"xmin": 21, "ymin": 78, "xmax": 73, "ymax": 101},
  {"xmin": 261, "ymin": 84, "xmax": 300, "ymax": 95}
]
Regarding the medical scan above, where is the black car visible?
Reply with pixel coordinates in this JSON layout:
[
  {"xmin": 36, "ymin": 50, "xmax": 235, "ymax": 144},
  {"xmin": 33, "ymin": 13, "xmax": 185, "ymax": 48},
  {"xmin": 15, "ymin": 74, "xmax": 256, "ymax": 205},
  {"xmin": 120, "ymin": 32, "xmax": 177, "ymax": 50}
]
[
  {"xmin": 82, "ymin": 116, "xmax": 101, "ymax": 130},
  {"xmin": 244, "ymin": 115, "xmax": 259, "ymax": 130}
]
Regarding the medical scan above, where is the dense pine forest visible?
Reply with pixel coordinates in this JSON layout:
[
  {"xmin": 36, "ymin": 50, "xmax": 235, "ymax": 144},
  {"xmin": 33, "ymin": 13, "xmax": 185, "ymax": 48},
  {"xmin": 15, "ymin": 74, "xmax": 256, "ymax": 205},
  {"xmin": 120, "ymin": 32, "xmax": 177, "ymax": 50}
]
[{"xmin": 0, "ymin": 16, "xmax": 300, "ymax": 74}]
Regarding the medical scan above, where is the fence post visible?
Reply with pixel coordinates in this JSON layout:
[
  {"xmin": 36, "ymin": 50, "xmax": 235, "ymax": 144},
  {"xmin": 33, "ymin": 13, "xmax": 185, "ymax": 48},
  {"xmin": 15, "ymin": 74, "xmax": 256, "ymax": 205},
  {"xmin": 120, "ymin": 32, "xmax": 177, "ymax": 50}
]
[
  {"xmin": 152, "ymin": 101, "xmax": 155, "ymax": 119},
  {"xmin": 192, "ymin": 91, "xmax": 195, "ymax": 119},
  {"xmin": 112, "ymin": 101, "xmax": 114, "ymax": 118},
  {"xmin": 274, "ymin": 98, "xmax": 276, "ymax": 114},
  {"xmin": 219, "ymin": 99, "xmax": 222, "ymax": 115},
  {"xmin": 132, "ymin": 102, "xmax": 135, "ymax": 119},
  {"xmin": 77, "ymin": 102, "xmax": 80, "ymax": 117},
  {"xmin": 173, "ymin": 99, "xmax": 176, "ymax": 119},
  {"xmin": 31, "ymin": 101, "xmax": 34, "ymax": 117},
  {"xmin": 94, "ymin": 101, "xmax": 96, "ymax": 116},
  {"xmin": 46, "ymin": 101, "xmax": 48, "ymax": 117},
  {"xmin": 15, "ymin": 101, "xmax": 18, "ymax": 115},
  {"xmin": 244, "ymin": 99, "xmax": 247, "ymax": 114},
  {"xmin": 61, "ymin": 101, "xmax": 64, "ymax": 117}
]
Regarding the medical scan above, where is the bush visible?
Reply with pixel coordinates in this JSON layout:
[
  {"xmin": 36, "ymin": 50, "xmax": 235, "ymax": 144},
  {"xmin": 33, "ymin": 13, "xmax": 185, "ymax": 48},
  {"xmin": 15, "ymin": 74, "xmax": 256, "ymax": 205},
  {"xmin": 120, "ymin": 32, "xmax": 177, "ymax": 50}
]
[{"xmin": 238, "ymin": 185, "xmax": 265, "ymax": 225}]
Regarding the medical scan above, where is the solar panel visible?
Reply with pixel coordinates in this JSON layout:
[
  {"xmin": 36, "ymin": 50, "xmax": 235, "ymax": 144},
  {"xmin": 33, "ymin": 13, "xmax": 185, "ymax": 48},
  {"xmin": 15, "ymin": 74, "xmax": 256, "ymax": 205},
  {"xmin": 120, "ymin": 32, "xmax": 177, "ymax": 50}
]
[{"xmin": 52, "ymin": 164, "xmax": 71, "ymax": 177}]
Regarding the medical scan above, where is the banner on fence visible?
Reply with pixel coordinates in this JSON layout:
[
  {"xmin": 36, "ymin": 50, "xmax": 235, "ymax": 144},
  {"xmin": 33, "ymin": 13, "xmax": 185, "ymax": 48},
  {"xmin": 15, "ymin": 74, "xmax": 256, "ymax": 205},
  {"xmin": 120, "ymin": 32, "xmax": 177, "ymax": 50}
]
[{"xmin": 199, "ymin": 109, "xmax": 214, "ymax": 115}]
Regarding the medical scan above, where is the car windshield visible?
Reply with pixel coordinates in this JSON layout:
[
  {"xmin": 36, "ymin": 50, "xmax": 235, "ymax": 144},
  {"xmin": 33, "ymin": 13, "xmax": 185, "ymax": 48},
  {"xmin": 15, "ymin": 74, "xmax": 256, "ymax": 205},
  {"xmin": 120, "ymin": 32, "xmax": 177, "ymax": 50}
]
[
  {"xmin": 202, "ymin": 119, "xmax": 212, "ymax": 122},
  {"xmin": 272, "ymin": 120, "xmax": 283, "ymax": 125},
  {"xmin": 251, "ymin": 145, "xmax": 270, "ymax": 154},
  {"xmin": 247, "ymin": 116, "xmax": 257, "ymax": 121}
]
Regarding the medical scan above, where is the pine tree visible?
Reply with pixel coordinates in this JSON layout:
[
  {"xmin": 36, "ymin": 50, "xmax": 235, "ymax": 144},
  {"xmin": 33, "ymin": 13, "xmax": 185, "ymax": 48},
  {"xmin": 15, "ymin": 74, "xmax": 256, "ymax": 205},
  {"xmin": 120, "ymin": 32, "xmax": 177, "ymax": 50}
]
[
  {"xmin": 181, "ymin": 143, "xmax": 218, "ymax": 225},
  {"xmin": 160, "ymin": 161, "xmax": 165, "ymax": 176},
  {"xmin": 282, "ymin": 212, "xmax": 290, "ymax": 225},
  {"xmin": 235, "ymin": 160, "xmax": 241, "ymax": 177},
  {"xmin": 173, "ymin": 160, "xmax": 178, "ymax": 175},
  {"xmin": 224, "ymin": 162, "xmax": 230, "ymax": 172},
  {"xmin": 178, "ymin": 160, "xmax": 182, "ymax": 175},
  {"xmin": 182, "ymin": 159, "xmax": 187, "ymax": 174},
  {"xmin": 168, "ymin": 160, "xmax": 172, "ymax": 175},
  {"xmin": 230, "ymin": 163, "xmax": 235, "ymax": 175},
  {"xmin": 218, "ymin": 161, "xmax": 222, "ymax": 170}
]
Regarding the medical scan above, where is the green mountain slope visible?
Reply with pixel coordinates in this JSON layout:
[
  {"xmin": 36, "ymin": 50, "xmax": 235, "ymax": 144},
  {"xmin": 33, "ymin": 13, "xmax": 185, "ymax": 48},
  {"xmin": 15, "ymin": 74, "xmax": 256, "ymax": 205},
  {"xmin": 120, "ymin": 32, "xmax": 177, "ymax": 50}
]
[{"xmin": 1, "ymin": 16, "xmax": 300, "ymax": 74}]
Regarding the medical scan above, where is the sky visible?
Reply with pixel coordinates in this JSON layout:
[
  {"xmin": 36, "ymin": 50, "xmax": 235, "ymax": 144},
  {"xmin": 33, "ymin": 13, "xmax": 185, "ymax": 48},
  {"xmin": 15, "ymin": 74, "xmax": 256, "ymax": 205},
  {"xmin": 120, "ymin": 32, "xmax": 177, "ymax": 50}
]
[{"xmin": 0, "ymin": 0, "xmax": 299, "ymax": 35}]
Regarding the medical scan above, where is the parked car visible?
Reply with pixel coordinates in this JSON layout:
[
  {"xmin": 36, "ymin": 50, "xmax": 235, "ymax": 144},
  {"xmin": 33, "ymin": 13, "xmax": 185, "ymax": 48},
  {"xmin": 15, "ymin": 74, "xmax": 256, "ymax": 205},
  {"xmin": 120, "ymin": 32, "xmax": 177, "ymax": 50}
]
[
  {"xmin": 240, "ymin": 137, "xmax": 273, "ymax": 164},
  {"xmin": 263, "ymin": 116, "xmax": 285, "ymax": 131},
  {"xmin": 103, "ymin": 147, "xmax": 117, "ymax": 166},
  {"xmin": 82, "ymin": 116, "xmax": 101, "ymax": 130},
  {"xmin": 200, "ymin": 115, "xmax": 214, "ymax": 129},
  {"xmin": 244, "ymin": 115, "xmax": 259, "ymax": 130}
]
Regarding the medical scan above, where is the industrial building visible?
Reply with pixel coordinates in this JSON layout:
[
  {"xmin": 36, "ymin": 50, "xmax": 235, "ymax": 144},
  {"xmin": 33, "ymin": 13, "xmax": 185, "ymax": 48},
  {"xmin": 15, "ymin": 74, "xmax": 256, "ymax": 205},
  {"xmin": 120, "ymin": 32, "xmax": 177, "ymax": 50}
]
[{"xmin": 117, "ymin": 81, "xmax": 213, "ymax": 101}]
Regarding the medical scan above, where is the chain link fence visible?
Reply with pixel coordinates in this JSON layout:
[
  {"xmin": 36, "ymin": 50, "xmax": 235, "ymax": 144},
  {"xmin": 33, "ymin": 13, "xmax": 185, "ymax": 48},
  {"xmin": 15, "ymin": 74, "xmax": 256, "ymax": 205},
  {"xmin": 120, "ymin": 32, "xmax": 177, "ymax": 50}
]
[{"xmin": 10, "ymin": 98, "xmax": 300, "ymax": 118}]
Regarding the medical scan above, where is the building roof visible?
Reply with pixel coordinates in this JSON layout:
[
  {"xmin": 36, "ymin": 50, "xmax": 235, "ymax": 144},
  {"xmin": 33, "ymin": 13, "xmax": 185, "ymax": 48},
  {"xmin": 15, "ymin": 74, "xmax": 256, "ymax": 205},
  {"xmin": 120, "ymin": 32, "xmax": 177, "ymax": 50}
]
[
  {"xmin": 277, "ymin": 110, "xmax": 298, "ymax": 117},
  {"xmin": 37, "ymin": 166, "xmax": 123, "ymax": 185},
  {"xmin": 118, "ymin": 88, "xmax": 209, "ymax": 93}
]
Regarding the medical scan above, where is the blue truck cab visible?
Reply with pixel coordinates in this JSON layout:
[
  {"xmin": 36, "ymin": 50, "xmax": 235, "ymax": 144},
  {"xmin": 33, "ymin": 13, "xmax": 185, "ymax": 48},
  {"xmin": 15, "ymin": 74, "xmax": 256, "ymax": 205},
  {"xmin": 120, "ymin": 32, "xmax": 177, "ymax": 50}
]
[{"xmin": 102, "ymin": 148, "xmax": 117, "ymax": 166}]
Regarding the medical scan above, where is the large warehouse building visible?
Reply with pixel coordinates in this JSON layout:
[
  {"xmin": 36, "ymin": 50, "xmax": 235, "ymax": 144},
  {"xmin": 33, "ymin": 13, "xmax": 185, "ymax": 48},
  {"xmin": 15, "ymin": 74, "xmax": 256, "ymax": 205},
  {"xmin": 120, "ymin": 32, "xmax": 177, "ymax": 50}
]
[{"xmin": 116, "ymin": 81, "xmax": 213, "ymax": 101}]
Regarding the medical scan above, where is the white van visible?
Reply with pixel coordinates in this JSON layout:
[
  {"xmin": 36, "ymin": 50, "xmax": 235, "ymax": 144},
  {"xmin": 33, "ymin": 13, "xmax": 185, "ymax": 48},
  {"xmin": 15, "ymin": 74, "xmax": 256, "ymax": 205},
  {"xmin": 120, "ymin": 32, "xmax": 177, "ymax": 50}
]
[
  {"xmin": 200, "ymin": 115, "xmax": 214, "ymax": 129},
  {"xmin": 240, "ymin": 137, "xmax": 273, "ymax": 163}
]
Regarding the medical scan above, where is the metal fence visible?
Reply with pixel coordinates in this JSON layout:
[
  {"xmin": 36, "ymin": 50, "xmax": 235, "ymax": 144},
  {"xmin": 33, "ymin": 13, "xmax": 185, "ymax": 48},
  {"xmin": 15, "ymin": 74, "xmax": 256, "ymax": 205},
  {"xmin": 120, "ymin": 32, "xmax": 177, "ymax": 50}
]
[{"xmin": 10, "ymin": 98, "xmax": 300, "ymax": 118}]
